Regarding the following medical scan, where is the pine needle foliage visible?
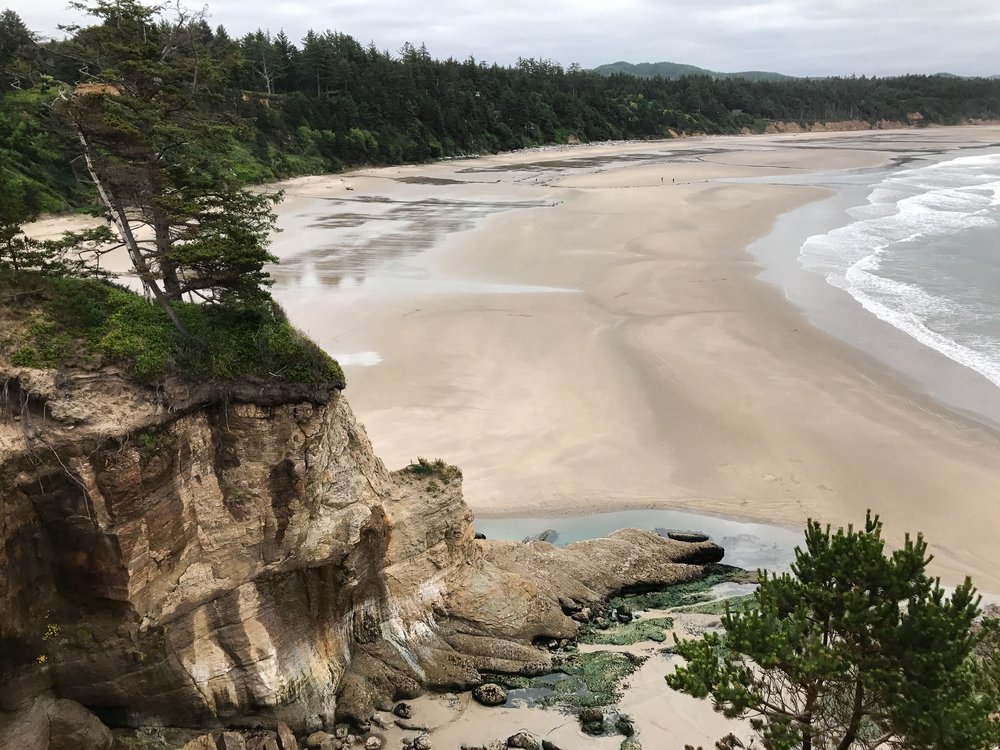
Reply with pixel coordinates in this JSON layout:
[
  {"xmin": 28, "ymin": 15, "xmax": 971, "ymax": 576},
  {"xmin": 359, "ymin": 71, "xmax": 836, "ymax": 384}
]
[{"xmin": 666, "ymin": 512, "xmax": 996, "ymax": 750}]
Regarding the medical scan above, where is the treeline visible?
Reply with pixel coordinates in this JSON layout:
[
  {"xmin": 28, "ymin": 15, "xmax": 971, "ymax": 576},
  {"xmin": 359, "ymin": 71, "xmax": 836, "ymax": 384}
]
[{"xmin": 3, "ymin": 3, "xmax": 1000, "ymax": 214}]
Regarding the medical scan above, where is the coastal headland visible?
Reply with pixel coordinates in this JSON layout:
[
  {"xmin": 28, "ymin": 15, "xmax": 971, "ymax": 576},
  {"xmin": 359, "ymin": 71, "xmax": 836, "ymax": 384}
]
[{"xmin": 13, "ymin": 125, "xmax": 1000, "ymax": 749}]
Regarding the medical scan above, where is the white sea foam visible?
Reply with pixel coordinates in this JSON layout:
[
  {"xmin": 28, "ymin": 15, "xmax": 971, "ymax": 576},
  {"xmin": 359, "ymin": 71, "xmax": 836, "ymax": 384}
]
[
  {"xmin": 843, "ymin": 268, "xmax": 1000, "ymax": 389},
  {"xmin": 332, "ymin": 351, "xmax": 382, "ymax": 367},
  {"xmin": 799, "ymin": 151, "xmax": 1000, "ymax": 387}
]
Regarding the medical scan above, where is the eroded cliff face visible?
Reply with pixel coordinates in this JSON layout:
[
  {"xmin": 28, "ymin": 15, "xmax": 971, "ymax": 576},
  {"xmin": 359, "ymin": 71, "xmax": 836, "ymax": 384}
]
[{"xmin": 0, "ymin": 366, "xmax": 722, "ymax": 743}]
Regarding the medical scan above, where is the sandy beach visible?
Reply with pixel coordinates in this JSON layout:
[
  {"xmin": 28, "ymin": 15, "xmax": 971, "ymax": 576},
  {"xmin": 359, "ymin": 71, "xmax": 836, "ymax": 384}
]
[
  {"xmin": 21, "ymin": 127, "xmax": 1000, "ymax": 750},
  {"xmin": 265, "ymin": 126, "xmax": 1000, "ymax": 590}
]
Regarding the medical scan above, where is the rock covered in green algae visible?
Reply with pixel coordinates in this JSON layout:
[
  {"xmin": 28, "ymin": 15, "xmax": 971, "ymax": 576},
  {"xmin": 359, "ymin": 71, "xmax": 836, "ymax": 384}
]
[{"xmin": 580, "ymin": 616, "xmax": 675, "ymax": 646}]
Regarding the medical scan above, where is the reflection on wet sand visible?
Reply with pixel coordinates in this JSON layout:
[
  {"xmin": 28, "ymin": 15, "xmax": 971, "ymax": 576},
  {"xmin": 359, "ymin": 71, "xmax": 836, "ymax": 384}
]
[
  {"xmin": 270, "ymin": 193, "xmax": 554, "ymax": 288},
  {"xmin": 269, "ymin": 135, "xmax": 954, "ymax": 294}
]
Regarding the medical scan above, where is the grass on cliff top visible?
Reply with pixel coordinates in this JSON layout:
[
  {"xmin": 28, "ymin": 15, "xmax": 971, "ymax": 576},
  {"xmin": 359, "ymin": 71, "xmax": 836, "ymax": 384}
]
[
  {"xmin": 403, "ymin": 457, "xmax": 463, "ymax": 481},
  {"xmin": 1, "ymin": 271, "xmax": 344, "ymax": 388}
]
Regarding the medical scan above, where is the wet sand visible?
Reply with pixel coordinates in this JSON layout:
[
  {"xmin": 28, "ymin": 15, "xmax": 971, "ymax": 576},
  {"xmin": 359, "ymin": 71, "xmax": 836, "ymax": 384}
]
[{"xmin": 268, "ymin": 127, "xmax": 1000, "ymax": 591}]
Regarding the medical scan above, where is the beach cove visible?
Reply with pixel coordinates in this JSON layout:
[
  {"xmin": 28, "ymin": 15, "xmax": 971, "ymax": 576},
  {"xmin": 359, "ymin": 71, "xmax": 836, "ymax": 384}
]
[{"xmin": 268, "ymin": 126, "xmax": 1000, "ymax": 590}]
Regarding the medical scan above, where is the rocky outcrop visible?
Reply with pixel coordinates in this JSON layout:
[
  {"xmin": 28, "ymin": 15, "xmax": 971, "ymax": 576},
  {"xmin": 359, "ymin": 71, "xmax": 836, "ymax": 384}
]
[
  {"xmin": 757, "ymin": 118, "xmax": 914, "ymax": 134},
  {"xmin": 0, "ymin": 366, "xmax": 722, "ymax": 744},
  {"xmin": 0, "ymin": 694, "xmax": 113, "ymax": 750}
]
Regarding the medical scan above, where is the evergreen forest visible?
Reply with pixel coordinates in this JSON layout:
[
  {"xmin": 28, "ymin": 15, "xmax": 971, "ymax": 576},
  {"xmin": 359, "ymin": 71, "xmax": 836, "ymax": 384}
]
[{"xmin": 3, "ymin": 1, "xmax": 1000, "ymax": 217}]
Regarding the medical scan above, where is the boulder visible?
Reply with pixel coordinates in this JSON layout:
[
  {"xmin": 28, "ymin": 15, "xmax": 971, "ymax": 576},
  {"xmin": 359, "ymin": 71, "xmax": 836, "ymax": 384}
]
[
  {"xmin": 541, "ymin": 742, "xmax": 563, "ymax": 750},
  {"xmin": 413, "ymin": 736, "xmax": 432, "ymax": 750},
  {"xmin": 47, "ymin": 699, "xmax": 114, "ymax": 750},
  {"xmin": 392, "ymin": 702, "xmax": 413, "ymax": 719},
  {"xmin": 471, "ymin": 683, "xmax": 507, "ymax": 707},
  {"xmin": 318, "ymin": 739, "xmax": 342, "ymax": 750},
  {"xmin": 304, "ymin": 733, "xmax": 331, "ymax": 749},
  {"xmin": 364, "ymin": 735, "xmax": 383, "ymax": 750},
  {"xmin": 557, "ymin": 596, "xmax": 582, "ymax": 614},
  {"xmin": 247, "ymin": 735, "xmax": 279, "ymax": 750},
  {"xmin": 220, "ymin": 733, "xmax": 248, "ymax": 750},
  {"xmin": 394, "ymin": 719, "xmax": 430, "ymax": 732},
  {"xmin": 580, "ymin": 706, "xmax": 605, "ymax": 735},
  {"xmin": 615, "ymin": 717, "xmax": 635, "ymax": 737},
  {"xmin": 523, "ymin": 529, "xmax": 559, "ymax": 544},
  {"xmin": 506, "ymin": 732, "xmax": 540, "ymax": 750},
  {"xmin": 276, "ymin": 722, "xmax": 297, "ymax": 750},
  {"xmin": 615, "ymin": 606, "xmax": 633, "ymax": 624},
  {"xmin": 181, "ymin": 736, "xmax": 218, "ymax": 750}
]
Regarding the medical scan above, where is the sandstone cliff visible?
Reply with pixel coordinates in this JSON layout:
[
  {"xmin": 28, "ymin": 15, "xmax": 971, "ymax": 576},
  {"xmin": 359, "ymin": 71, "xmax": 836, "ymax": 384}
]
[{"xmin": 0, "ymin": 366, "xmax": 722, "ymax": 746}]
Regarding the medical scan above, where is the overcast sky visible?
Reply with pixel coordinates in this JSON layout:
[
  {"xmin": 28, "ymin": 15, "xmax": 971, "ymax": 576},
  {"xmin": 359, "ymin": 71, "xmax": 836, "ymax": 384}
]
[{"xmin": 9, "ymin": 0, "xmax": 1000, "ymax": 77}]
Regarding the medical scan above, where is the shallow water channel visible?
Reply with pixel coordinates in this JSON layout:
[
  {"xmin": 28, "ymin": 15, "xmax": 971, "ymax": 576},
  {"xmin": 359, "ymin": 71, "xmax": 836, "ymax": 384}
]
[{"xmin": 475, "ymin": 508, "xmax": 800, "ymax": 572}]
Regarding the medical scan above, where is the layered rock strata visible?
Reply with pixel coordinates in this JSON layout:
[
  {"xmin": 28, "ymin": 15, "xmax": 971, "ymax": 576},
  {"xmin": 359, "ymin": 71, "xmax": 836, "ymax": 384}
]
[{"xmin": 0, "ymin": 367, "xmax": 722, "ymax": 745}]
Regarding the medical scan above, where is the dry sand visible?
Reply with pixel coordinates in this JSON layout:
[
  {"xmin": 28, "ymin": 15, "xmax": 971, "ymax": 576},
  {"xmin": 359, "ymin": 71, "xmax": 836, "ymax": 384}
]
[{"xmin": 268, "ymin": 126, "xmax": 1000, "ymax": 591}]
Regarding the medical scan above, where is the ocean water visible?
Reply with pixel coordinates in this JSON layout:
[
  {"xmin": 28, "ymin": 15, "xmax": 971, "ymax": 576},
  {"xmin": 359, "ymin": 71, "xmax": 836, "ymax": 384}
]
[{"xmin": 799, "ymin": 152, "xmax": 1000, "ymax": 389}]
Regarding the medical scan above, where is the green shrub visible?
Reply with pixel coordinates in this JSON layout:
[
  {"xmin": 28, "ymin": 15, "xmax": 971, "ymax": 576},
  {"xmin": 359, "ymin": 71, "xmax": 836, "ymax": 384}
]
[
  {"xmin": 10, "ymin": 319, "xmax": 72, "ymax": 368},
  {"xmin": 403, "ymin": 457, "xmax": 462, "ymax": 482},
  {"xmin": 3, "ymin": 271, "xmax": 344, "ymax": 389}
]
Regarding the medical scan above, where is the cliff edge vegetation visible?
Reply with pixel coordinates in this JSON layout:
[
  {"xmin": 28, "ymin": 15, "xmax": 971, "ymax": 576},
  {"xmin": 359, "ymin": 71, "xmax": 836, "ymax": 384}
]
[{"xmin": 0, "ymin": 270, "xmax": 345, "ymax": 389}]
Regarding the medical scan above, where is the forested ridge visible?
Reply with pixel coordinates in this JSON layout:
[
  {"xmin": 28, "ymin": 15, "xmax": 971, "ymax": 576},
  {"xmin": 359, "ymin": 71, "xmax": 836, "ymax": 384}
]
[
  {"xmin": 593, "ymin": 60, "xmax": 798, "ymax": 81},
  {"xmin": 3, "ymin": 1, "xmax": 1000, "ymax": 216}
]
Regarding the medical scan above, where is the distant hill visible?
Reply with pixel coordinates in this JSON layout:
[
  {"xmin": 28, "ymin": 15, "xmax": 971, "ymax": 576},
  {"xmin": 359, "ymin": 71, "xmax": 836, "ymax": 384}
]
[
  {"xmin": 594, "ymin": 62, "xmax": 999, "ymax": 81},
  {"xmin": 593, "ymin": 61, "xmax": 797, "ymax": 82}
]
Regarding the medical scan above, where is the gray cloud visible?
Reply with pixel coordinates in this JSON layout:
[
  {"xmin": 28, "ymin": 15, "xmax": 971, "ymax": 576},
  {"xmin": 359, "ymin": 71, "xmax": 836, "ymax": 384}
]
[{"xmin": 10, "ymin": 0, "xmax": 1000, "ymax": 76}]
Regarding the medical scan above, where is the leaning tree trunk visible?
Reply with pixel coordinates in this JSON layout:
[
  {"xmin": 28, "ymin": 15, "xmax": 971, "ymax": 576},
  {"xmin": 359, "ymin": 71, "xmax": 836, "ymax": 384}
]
[
  {"xmin": 154, "ymin": 218, "xmax": 182, "ymax": 300},
  {"xmin": 74, "ymin": 128, "xmax": 188, "ymax": 336}
]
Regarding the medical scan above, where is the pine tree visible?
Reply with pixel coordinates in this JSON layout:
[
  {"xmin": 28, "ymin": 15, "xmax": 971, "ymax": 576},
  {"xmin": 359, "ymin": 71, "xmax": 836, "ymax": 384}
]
[
  {"xmin": 55, "ymin": 0, "xmax": 280, "ymax": 333},
  {"xmin": 0, "ymin": 9, "xmax": 37, "ymax": 88},
  {"xmin": 667, "ymin": 512, "xmax": 997, "ymax": 750}
]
